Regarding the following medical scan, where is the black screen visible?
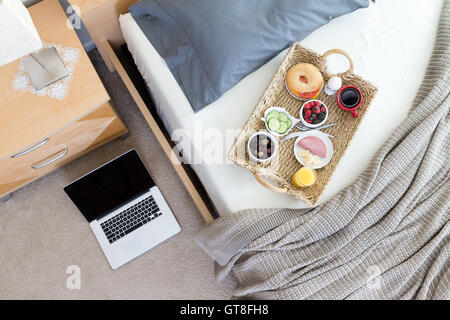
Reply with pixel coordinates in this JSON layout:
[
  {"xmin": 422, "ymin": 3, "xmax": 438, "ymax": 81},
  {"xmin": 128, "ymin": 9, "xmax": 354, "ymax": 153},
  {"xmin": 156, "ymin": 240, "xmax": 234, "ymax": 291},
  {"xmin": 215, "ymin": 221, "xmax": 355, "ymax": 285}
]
[{"xmin": 64, "ymin": 150, "xmax": 155, "ymax": 222}]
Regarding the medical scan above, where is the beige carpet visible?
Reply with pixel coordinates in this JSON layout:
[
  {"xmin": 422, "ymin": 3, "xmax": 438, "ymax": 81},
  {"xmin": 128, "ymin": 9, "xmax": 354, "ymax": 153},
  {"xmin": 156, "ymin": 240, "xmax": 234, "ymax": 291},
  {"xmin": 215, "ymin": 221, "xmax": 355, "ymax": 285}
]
[{"xmin": 0, "ymin": 50, "xmax": 234, "ymax": 300}]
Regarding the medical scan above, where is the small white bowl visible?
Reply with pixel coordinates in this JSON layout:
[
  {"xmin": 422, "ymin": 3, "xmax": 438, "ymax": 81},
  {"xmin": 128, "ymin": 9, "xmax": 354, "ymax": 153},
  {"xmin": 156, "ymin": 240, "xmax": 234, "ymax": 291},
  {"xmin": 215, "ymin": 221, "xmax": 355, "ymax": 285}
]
[
  {"xmin": 299, "ymin": 99, "xmax": 328, "ymax": 129},
  {"xmin": 262, "ymin": 106, "xmax": 298, "ymax": 137},
  {"xmin": 247, "ymin": 131, "xmax": 278, "ymax": 163}
]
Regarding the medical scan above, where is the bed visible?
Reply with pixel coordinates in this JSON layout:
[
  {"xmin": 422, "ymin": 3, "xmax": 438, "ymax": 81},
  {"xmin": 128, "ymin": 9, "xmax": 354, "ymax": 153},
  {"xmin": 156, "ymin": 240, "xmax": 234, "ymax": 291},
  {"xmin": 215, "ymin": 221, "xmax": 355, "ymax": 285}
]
[{"xmin": 110, "ymin": 0, "xmax": 444, "ymax": 217}]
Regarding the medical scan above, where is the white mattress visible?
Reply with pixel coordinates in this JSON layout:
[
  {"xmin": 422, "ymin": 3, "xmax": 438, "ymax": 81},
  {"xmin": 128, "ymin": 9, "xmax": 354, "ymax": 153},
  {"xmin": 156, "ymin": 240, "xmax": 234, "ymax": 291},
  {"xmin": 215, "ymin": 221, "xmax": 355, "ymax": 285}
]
[{"xmin": 119, "ymin": 0, "xmax": 443, "ymax": 215}]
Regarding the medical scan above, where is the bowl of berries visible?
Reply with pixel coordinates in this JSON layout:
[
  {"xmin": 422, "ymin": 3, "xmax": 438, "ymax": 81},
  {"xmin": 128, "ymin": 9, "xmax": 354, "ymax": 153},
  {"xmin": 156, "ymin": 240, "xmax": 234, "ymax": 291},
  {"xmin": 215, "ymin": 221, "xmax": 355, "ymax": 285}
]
[{"xmin": 299, "ymin": 99, "xmax": 328, "ymax": 128}]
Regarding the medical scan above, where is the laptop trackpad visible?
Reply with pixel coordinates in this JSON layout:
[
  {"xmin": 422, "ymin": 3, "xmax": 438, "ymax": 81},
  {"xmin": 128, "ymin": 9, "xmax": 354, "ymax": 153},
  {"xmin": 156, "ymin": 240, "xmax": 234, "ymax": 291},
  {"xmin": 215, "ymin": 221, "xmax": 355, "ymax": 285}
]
[{"xmin": 121, "ymin": 237, "xmax": 143, "ymax": 256}]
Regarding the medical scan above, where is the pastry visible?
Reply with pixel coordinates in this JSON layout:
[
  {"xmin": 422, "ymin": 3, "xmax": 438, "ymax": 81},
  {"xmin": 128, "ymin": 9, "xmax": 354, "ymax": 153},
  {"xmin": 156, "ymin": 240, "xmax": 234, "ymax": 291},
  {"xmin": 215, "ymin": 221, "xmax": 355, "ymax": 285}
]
[{"xmin": 286, "ymin": 63, "xmax": 323, "ymax": 99}]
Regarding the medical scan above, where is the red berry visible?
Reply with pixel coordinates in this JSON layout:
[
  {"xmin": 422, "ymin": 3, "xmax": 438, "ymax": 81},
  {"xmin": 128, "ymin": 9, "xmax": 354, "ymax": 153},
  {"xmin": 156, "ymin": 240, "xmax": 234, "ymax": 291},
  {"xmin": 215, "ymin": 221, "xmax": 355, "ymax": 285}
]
[
  {"xmin": 306, "ymin": 119, "xmax": 312, "ymax": 124},
  {"xmin": 320, "ymin": 106, "xmax": 326, "ymax": 113},
  {"xmin": 304, "ymin": 104, "xmax": 311, "ymax": 110},
  {"xmin": 314, "ymin": 101, "xmax": 321, "ymax": 107},
  {"xmin": 309, "ymin": 102, "xmax": 315, "ymax": 108},
  {"xmin": 312, "ymin": 106, "xmax": 320, "ymax": 114},
  {"xmin": 305, "ymin": 110, "xmax": 312, "ymax": 117}
]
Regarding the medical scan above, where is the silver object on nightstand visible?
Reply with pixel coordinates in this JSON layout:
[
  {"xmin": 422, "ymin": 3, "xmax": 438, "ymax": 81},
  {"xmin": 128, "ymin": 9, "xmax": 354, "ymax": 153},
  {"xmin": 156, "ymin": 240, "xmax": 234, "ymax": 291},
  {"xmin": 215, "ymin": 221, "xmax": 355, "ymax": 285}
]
[{"xmin": 23, "ymin": 46, "xmax": 69, "ymax": 91}]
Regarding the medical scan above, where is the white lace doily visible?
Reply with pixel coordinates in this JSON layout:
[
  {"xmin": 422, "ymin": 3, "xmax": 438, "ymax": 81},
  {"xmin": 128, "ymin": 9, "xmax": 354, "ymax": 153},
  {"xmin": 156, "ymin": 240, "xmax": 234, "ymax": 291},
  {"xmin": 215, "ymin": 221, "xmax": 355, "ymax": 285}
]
[{"xmin": 12, "ymin": 43, "xmax": 81, "ymax": 100}]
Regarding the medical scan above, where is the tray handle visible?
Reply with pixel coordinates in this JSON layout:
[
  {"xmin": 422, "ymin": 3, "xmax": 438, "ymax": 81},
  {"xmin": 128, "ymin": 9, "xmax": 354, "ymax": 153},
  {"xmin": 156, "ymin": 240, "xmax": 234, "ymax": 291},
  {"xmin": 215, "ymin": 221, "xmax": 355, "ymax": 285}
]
[
  {"xmin": 253, "ymin": 173, "xmax": 289, "ymax": 194},
  {"xmin": 322, "ymin": 48, "xmax": 354, "ymax": 74}
]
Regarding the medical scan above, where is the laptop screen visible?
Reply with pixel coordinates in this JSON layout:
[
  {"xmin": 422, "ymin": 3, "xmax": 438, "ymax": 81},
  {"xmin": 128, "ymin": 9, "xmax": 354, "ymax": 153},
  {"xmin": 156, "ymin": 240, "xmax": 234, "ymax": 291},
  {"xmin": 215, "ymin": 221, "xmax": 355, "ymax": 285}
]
[{"xmin": 64, "ymin": 150, "xmax": 155, "ymax": 222}]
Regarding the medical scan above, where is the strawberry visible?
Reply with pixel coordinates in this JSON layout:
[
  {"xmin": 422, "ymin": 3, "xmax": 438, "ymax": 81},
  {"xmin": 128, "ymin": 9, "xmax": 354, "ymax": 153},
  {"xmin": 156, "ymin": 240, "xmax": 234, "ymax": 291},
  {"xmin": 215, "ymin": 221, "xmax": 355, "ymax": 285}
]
[
  {"xmin": 309, "ymin": 102, "xmax": 316, "ymax": 108},
  {"xmin": 304, "ymin": 110, "xmax": 312, "ymax": 118},
  {"xmin": 320, "ymin": 106, "xmax": 326, "ymax": 113},
  {"xmin": 304, "ymin": 104, "xmax": 311, "ymax": 110},
  {"xmin": 306, "ymin": 119, "xmax": 312, "ymax": 124},
  {"xmin": 314, "ymin": 101, "xmax": 321, "ymax": 107},
  {"xmin": 312, "ymin": 106, "xmax": 320, "ymax": 113}
]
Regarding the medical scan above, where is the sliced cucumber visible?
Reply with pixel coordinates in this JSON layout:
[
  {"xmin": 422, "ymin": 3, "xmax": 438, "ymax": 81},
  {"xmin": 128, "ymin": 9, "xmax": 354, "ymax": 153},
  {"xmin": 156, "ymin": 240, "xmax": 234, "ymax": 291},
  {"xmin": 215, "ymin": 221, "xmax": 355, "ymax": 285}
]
[
  {"xmin": 285, "ymin": 118, "xmax": 292, "ymax": 128},
  {"xmin": 265, "ymin": 110, "xmax": 279, "ymax": 121},
  {"xmin": 278, "ymin": 112, "xmax": 288, "ymax": 122},
  {"xmin": 267, "ymin": 118, "xmax": 280, "ymax": 132},
  {"xmin": 277, "ymin": 122, "xmax": 288, "ymax": 134}
]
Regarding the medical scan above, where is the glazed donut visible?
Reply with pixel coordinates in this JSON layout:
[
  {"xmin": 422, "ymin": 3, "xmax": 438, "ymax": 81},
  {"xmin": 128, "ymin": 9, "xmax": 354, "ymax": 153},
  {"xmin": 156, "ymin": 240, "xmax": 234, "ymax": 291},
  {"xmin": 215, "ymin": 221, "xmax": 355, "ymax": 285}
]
[{"xmin": 286, "ymin": 63, "xmax": 323, "ymax": 99}]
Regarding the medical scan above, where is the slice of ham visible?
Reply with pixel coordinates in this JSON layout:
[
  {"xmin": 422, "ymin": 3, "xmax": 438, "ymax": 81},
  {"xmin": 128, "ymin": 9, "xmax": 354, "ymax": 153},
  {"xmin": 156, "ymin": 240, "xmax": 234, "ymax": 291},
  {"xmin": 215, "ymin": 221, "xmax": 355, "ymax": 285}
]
[{"xmin": 298, "ymin": 136, "xmax": 327, "ymax": 158}]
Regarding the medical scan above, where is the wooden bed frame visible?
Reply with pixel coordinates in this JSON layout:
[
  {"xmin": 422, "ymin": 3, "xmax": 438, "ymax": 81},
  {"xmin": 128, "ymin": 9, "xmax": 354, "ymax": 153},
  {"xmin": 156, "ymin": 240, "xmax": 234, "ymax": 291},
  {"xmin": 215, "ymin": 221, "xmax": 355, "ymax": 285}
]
[
  {"xmin": 68, "ymin": 0, "xmax": 219, "ymax": 222},
  {"xmin": 101, "ymin": 40, "xmax": 217, "ymax": 223}
]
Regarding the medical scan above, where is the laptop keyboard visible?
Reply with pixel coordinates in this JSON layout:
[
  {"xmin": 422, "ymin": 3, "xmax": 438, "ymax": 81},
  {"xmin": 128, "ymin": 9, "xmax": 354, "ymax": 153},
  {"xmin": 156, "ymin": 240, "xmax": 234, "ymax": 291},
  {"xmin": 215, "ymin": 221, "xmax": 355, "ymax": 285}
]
[{"xmin": 100, "ymin": 195, "xmax": 162, "ymax": 244}]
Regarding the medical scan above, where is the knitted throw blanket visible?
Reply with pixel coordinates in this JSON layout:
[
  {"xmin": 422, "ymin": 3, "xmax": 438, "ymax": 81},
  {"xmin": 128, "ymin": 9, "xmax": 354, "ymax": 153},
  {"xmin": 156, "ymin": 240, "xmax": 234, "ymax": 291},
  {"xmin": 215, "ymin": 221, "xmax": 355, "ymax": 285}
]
[{"xmin": 197, "ymin": 1, "xmax": 450, "ymax": 299}]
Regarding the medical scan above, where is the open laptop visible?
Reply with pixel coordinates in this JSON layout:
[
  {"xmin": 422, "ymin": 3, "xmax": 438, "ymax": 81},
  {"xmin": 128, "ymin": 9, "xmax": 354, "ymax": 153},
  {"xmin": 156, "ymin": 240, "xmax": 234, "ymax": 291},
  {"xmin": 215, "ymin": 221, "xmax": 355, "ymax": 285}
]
[{"xmin": 64, "ymin": 149, "xmax": 181, "ymax": 269}]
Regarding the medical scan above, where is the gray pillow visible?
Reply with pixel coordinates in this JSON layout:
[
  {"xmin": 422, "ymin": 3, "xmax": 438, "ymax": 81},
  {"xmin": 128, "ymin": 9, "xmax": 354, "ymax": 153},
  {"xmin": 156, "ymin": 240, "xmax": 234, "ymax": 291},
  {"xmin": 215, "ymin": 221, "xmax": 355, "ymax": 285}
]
[{"xmin": 130, "ymin": 0, "xmax": 371, "ymax": 112}]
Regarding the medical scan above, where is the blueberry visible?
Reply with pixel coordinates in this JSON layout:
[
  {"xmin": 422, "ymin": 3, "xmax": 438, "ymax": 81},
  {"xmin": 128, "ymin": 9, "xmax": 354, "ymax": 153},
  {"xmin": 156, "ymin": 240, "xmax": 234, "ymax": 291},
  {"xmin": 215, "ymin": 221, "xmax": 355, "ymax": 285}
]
[
  {"xmin": 318, "ymin": 113, "xmax": 325, "ymax": 120},
  {"xmin": 309, "ymin": 116, "xmax": 314, "ymax": 121},
  {"xmin": 313, "ymin": 119, "xmax": 321, "ymax": 124}
]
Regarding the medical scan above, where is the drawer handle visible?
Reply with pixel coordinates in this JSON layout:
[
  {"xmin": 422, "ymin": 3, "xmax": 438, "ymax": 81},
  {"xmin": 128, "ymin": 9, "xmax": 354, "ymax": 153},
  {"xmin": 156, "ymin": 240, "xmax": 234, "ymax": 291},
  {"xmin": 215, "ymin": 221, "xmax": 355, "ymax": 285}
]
[
  {"xmin": 31, "ymin": 146, "xmax": 68, "ymax": 169},
  {"xmin": 11, "ymin": 138, "xmax": 50, "ymax": 158}
]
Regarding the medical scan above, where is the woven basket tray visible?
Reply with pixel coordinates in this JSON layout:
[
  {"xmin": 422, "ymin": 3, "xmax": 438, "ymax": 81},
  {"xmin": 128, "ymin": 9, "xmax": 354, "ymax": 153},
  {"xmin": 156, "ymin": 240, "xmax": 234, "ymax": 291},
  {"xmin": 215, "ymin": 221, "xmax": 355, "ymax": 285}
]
[{"xmin": 228, "ymin": 43, "xmax": 377, "ymax": 206}]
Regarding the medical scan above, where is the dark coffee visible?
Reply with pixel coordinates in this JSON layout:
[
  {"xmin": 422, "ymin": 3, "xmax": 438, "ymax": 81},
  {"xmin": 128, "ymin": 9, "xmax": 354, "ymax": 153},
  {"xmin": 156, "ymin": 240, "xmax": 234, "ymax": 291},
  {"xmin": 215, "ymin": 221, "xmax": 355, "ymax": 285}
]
[{"xmin": 339, "ymin": 87, "xmax": 360, "ymax": 108}]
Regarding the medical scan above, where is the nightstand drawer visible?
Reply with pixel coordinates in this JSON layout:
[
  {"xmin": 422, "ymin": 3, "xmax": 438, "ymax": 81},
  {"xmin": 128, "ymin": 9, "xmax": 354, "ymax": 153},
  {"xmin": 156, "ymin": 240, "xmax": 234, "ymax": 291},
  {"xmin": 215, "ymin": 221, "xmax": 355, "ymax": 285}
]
[{"xmin": 0, "ymin": 103, "xmax": 126, "ymax": 197}]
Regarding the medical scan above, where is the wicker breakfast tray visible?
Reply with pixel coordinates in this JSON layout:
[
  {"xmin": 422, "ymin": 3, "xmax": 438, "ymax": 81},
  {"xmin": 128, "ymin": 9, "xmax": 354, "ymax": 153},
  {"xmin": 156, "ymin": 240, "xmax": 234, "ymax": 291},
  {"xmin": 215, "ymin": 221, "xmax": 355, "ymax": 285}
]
[{"xmin": 228, "ymin": 43, "xmax": 378, "ymax": 206}]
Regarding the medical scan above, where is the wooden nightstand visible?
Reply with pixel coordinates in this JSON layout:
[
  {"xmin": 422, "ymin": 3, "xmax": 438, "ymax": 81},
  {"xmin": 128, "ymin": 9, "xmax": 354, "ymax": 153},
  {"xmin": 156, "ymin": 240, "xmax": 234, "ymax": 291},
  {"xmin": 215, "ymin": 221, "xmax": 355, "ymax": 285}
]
[
  {"xmin": 0, "ymin": 0, "xmax": 127, "ymax": 200},
  {"xmin": 68, "ymin": 0, "xmax": 135, "ymax": 71}
]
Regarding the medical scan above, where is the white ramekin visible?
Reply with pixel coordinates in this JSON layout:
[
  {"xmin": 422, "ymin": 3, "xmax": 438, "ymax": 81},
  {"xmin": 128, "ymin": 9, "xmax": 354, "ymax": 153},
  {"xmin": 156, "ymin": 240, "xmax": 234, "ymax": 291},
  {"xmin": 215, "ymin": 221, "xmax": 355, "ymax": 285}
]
[
  {"xmin": 299, "ymin": 99, "xmax": 328, "ymax": 129},
  {"xmin": 247, "ymin": 131, "xmax": 278, "ymax": 163}
]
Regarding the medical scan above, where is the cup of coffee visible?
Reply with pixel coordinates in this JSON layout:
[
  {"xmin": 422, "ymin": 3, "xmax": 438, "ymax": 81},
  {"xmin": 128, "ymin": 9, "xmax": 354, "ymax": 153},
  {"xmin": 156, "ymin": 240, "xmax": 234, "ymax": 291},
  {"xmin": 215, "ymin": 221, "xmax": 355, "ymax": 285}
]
[{"xmin": 337, "ymin": 85, "xmax": 362, "ymax": 117}]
